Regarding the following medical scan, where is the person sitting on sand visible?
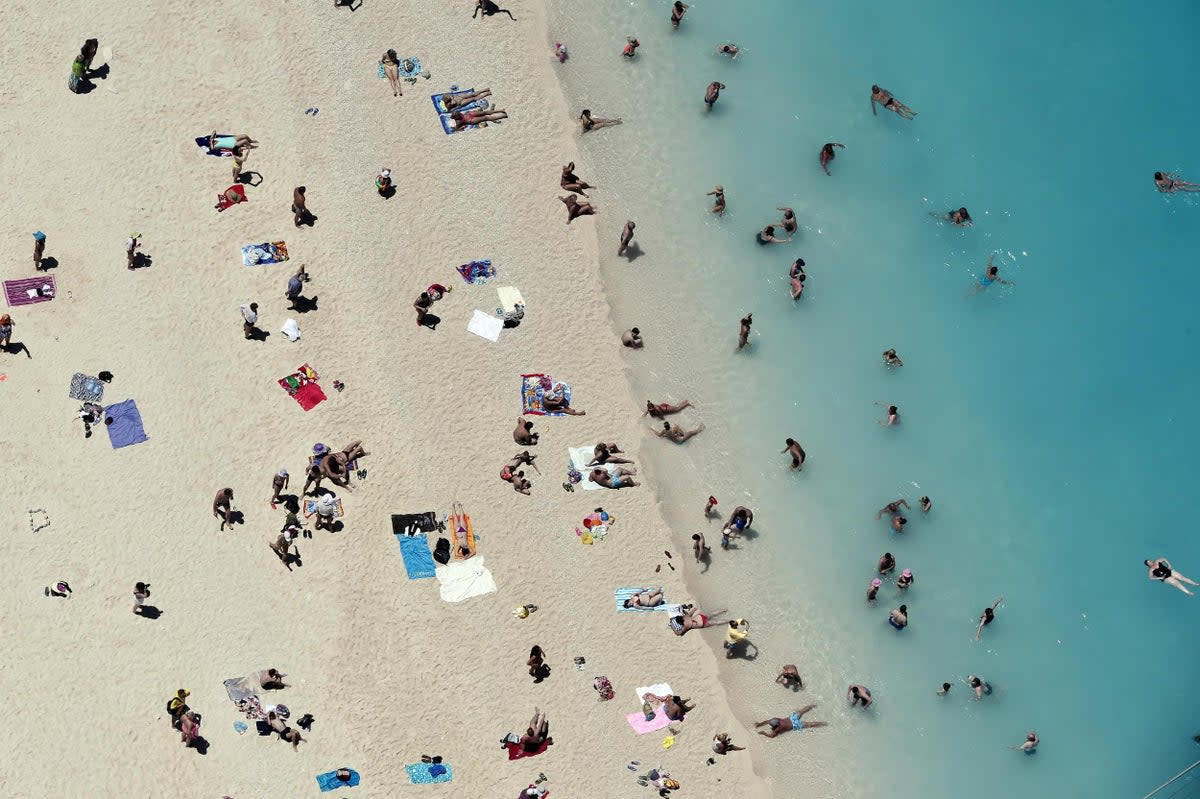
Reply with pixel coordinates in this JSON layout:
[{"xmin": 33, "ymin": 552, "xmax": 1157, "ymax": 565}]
[
  {"xmin": 381, "ymin": 50, "xmax": 404, "ymax": 96},
  {"xmin": 268, "ymin": 710, "xmax": 303, "ymax": 750},
  {"xmin": 667, "ymin": 603, "xmax": 727, "ymax": 635},
  {"xmin": 445, "ymin": 88, "xmax": 493, "ymax": 111},
  {"xmin": 209, "ymin": 132, "xmax": 258, "ymax": 151},
  {"xmin": 870, "ymin": 85, "xmax": 917, "ymax": 119},
  {"xmin": 528, "ymin": 645, "xmax": 548, "ymax": 682},
  {"xmin": 510, "ymin": 449, "xmax": 539, "ymax": 472},
  {"xmin": 776, "ymin": 664, "xmax": 802, "ymax": 688},
  {"xmin": 541, "ymin": 386, "xmax": 585, "ymax": 415},
  {"xmin": 561, "ymin": 161, "xmax": 594, "ymax": 196},
  {"xmin": 449, "ymin": 107, "xmax": 507, "ymax": 130},
  {"xmin": 513, "ymin": 417, "xmax": 539, "ymax": 445},
  {"xmin": 259, "ymin": 668, "xmax": 290, "ymax": 690},
  {"xmin": 590, "ymin": 466, "xmax": 638, "ymax": 489},
  {"xmin": 643, "ymin": 399, "xmax": 693, "ymax": 418},
  {"xmin": 623, "ymin": 588, "xmax": 664, "ymax": 609},
  {"xmin": 560, "ymin": 193, "xmax": 597, "ymax": 224},
  {"xmin": 510, "ymin": 470, "xmax": 532, "ymax": 495},
  {"xmin": 319, "ymin": 456, "xmax": 353, "ymax": 490},
  {"xmin": 520, "ymin": 708, "xmax": 551, "ymax": 751},
  {"xmin": 589, "ymin": 442, "xmax": 633, "ymax": 466},
  {"xmin": 622, "ymin": 327, "xmax": 643, "ymax": 348},
  {"xmin": 663, "ymin": 695, "xmax": 695, "ymax": 720},
  {"xmin": 653, "ymin": 420, "xmax": 705, "ymax": 443},
  {"xmin": 474, "ymin": 0, "xmax": 516, "ymax": 20},
  {"xmin": 580, "ymin": 109, "xmax": 622, "ymax": 132},
  {"xmin": 755, "ymin": 705, "xmax": 827, "ymax": 737},
  {"xmin": 712, "ymin": 732, "xmax": 745, "ymax": 754}
]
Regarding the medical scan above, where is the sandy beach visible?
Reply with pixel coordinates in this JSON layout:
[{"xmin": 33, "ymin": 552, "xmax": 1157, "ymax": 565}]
[{"xmin": 0, "ymin": 1, "xmax": 769, "ymax": 796}]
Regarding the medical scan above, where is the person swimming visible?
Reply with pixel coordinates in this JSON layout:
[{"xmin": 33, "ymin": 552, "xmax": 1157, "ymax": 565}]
[
  {"xmin": 870, "ymin": 85, "xmax": 917, "ymax": 119},
  {"xmin": 1154, "ymin": 171, "xmax": 1200, "ymax": 193},
  {"xmin": 969, "ymin": 255, "xmax": 1013, "ymax": 295},
  {"xmin": 968, "ymin": 674, "xmax": 992, "ymax": 699},
  {"xmin": 716, "ymin": 43, "xmax": 739, "ymax": 59}
]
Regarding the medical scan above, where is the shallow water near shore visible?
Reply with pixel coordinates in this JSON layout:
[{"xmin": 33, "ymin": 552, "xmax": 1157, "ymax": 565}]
[{"xmin": 550, "ymin": 1, "xmax": 1200, "ymax": 796}]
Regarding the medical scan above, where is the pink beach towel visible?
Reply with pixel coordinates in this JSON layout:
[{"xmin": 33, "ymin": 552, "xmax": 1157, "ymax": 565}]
[
  {"xmin": 624, "ymin": 707, "xmax": 674, "ymax": 735},
  {"xmin": 4, "ymin": 275, "xmax": 56, "ymax": 306}
]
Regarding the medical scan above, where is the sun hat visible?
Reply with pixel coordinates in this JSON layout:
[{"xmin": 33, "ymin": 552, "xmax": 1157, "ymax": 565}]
[
  {"xmin": 870, "ymin": 578, "xmax": 882, "ymax": 588},
  {"xmin": 33, "ymin": 231, "xmax": 45, "ymax": 241},
  {"xmin": 902, "ymin": 568, "xmax": 912, "ymax": 577}
]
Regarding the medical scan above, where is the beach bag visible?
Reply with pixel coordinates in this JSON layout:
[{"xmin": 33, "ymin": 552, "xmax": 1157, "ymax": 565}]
[
  {"xmin": 433, "ymin": 537, "xmax": 451, "ymax": 565},
  {"xmin": 593, "ymin": 675, "xmax": 614, "ymax": 701}
]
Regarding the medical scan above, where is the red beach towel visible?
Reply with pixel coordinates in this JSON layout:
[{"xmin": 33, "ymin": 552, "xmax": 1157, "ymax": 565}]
[
  {"xmin": 291, "ymin": 381, "xmax": 326, "ymax": 411},
  {"xmin": 506, "ymin": 740, "xmax": 550, "ymax": 760}
]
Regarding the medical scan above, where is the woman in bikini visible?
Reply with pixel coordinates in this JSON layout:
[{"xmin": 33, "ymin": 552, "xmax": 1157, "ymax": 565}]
[
  {"xmin": 560, "ymin": 194, "xmax": 597, "ymax": 223},
  {"xmin": 642, "ymin": 399, "xmax": 693, "ymax": 419},
  {"xmin": 623, "ymin": 588, "xmax": 664, "ymax": 609},
  {"xmin": 579, "ymin": 109, "xmax": 622, "ymax": 132},
  {"xmin": 381, "ymin": 50, "xmax": 403, "ymax": 96},
  {"xmin": 589, "ymin": 442, "xmax": 633, "ymax": 465},
  {"xmin": 560, "ymin": 162, "xmax": 595, "ymax": 196},
  {"xmin": 444, "ymin": 88, "xmax": 493, "ymax": 111},
  {"xmin": 870, "ymin": 85, "xmax": 917, "ymax": 119},
  {"xmin": 450, "ymin": 107, "xmax": 507, "ymax": 130},
  {"xmin": 1155, "ymin": 172, "xmax": 1200, "ymax": 192},
  {"xmin": 969, "ymin": 255, "xmax": 1014, "ymax": 295}
]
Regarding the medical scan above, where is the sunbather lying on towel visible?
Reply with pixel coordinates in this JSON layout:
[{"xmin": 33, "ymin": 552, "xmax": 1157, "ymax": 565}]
[
  {"xmin": 449, "ymin": 107, "xmax": 507, "ymax": 130},
  {"xmin": 588, "ymin": 442, "xmax": 632, "ymax": 466},
  {"xmin": 667, "ymin": 603, "xmax": 728, "ymax": 636},
  {"xmin": 591, "ymin": 466, "xmax": 638, "ymax": 489},
  {"xmin": 643, "ymin": 399, "xmax": 694, "ymax": 419},
  {"xmin": 268, "ymin": 710, "xmax": 303, "ymax": 750},
  {"xmin": 210, "ymin": 131, "xmax": 258, "ymax": 151},
  {"xmin": 541, "ymin": 388, "xmax": 584, "ymax": 416},
  {"xmin": 320, "ymin": 441, "xmax": 367, "ymax": 489},
  {"xmin": 623, "ymin": 588, "xmax": 664, "ymax": 609},
  {"xmin": 444, "ymin": 88, "xmax": 493, "ymax": 111},
  {"xmin": 519, "ymin": 708, "xmax": 552, "ymax": 752}
]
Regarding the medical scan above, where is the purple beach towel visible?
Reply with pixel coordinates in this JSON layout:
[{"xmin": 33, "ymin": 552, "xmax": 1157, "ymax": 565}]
[
  {"xmin": 4, "ymin": 275, "xmax": 56, "ymax": 306},
  {"xmin": 103, "ymin": 399, "xmax": 149, "ymax": 449}
]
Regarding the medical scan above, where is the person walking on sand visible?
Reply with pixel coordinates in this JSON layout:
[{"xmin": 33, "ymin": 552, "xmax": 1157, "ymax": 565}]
[
  {"xmin": 820, "ymin": 142, "xmax": 845, "ymax": 175},
  {"xmin": 1146, "ymin": 558, "xmax": 1199, "ymax": 595},
  {"xmin": 474, "ymin": 0, "xmax": 516, "ymax": 20},
  {"xmin": 213, "ymin": 488, "xmax": 235, "ymax": 530},
  {"xmin": 560, "ymin": 194, "xmax": 597, "ymax": 224},
  {"xmin": 870, "ymin": 85, "xmax": 917, "ymax": 119},
  {"xmin": 240, "ymin": 303, "xmax": 260, "ymax": 339},
  {"xmin": 755, "ymin": 705, "xmax": 827, "ymax": 737},
  {"xmin": 561, "ymin": 162, "xmax": 595, "ymax": 196},
  {"xmin": 413, "ymin": 291, "xmax": 435, "ymax": 327},
  {"xmin": 292, "ymin": 187, "xmax": 309, "ymax": 227},
  {"xmin": 285, "ymin": 265, "xmax": 309, "ymax": 308},
  {"xmin": 737, "ymin": 313, "xmax": 753, "ymax": 350},
  {"xmin": 708, "ymin": 185, "xmax": 726, "ymax": 215},
  {"xmin": 381, "ymin": 49, "xmax": 403, "ymax": 96},
  {"xmin": 975, "ymin": 596, "xmax": 1005, "ymax": 639},
  {"xmin": 376, "ymin": 168, "xmax": 393, "ymax": 196},
  {"xmin": 580, "ymin": 109, "xmax": 622, "ymax": 132},
  {"xmin": 33, "ymin": 231, "xmax": 46, "ymax": 270},
  {"xmin": 618, "ymin": 220, "xmax": 636, "ymax": 256},
  {"xmin": 270, "ymin": 527, "xmax": 299, "ymax": 569},
  {"xmin": 514, "ymin": 417, "xmax": 539, "ymax": 445},
  {"xmin": 528, "ymin": 645, "xmax": 548, "ymax": 682},
  {"xmin": 622, "ymin": 327, "xmax": 643, "ymax": 348},
  {"xmin": 132, "ymin": 582, "xmax": 150, "ymax": 615},
  {"xmin": 705, "ymin": 81, "xmax": 726, "ymax": 110},
  {"xmin": 269, "ymin": 469, "xmax": 289, "ymax": 509},
  {"xmin": 670, "ymin": 1, "xmax": 689, "ymax": 28},
  {"xmin": 0, "ymin": 314, "xmax": 13, "ymax": 349},
  {"xmin": 781, "ymin": 438, "xmax": 805, "ymax": 469},
  {"xmin": 231, "ymin": 144, "xmax": 248, "ymax": 181},
  {"xmin": 653, "ymin": 420, "xmax": 705, "ymax": 443},
  {"xmin": 126, "ymin": 232, "xmax": 141, "ymax": 270}
]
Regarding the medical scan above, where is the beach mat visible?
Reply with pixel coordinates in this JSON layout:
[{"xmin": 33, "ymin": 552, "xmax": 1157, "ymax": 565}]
[
  {"xmin": 69, "ymin": 373, "xmax": 104, "ymax": 403},
  {"xmin": 625, "ymin": 707, "xmax": 673, "ymax": 735},
  {"xmin": 316, "ymin": 769, "xmax": 360, "ymax": 791},
  {"xmin": 223, "ymin": 676, "xmax": 256, "ymax": 703},
  {"xmin": 432, "ymin": 89, "xmax": 488, "ymax": 134},
  {"xmin": 506, "ymin": 740, "xmax": 550, "ymax": 760},
  {"xmin": 521, "ymin": 373, "xmax": 570, "ymax": 416},
  {"xmin": 278, "ymin": 364, "xmax": 324, "ymax": 411},
  {"xmin": 391, "ymin": 512, "xmax": 438, "ymax": 536},
  {"xmin": 456, "ymin": 259, "xmax": 495, "ymax": 284},
  {"xmin": 615, "ymin": 587, "xmax": 668, "ymax": 613},
  {"xmin": 497, "ymin": 286, "xmax": 524, "ymax": 313},
  {"xmin": 396, "ymin": 533, "xmax": 437, "ymax": 579},
  {"xmin": 436, "ymin": 557, "xmax": 497, "ymax": 602},
  {"xmin": 103, "ymin": 399, "xmax": 148, "ymax": 449},
  {"xmin": 379, "ymin": 54, "xmax": 422, "ymax": 79},
  {"xmin": 568, "ymin": 446, "xmax": 610, "ymax": 490},
  {"xmin": 242, "ymin": 241, "xmax": 289, "ymax": 266},
  {"xmin": 196, "ymin": 134, "xmax": 233, "ymax": 156},
  {"xmin": 4, "ymin": 275, "xmax": 56, "ymax": 307},
  {"xmin": 404, "ymin": 762, "xmax": 453, "ymax": 785},
  {"xmin": 468, "ymin": 309, "xmax": 502, "ymax": 342}
]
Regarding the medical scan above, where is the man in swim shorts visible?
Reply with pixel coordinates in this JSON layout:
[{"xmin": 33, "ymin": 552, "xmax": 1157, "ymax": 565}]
[{"xmin": 754, "ymin": 704, "xmax": 827, "ymax": 737}]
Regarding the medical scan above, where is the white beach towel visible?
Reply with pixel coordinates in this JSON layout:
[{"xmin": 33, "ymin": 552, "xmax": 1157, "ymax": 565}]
[
  {"xmin": 467, "ymin": 309, "xmax": 502, "ymax": 342},
  {"xmin": 569, "ymin": 446, "xmax": 612, "ymax": 491},
  {"xmin": 635, "ymin": 683, "xmax": 672, "ymax": 704},
  {"xmin": 497, "ymin": 286, "xmax": 525, "ymax": 314},
  {"xmin": 435, "ymin": 556, "xmax": 497, "ymax": 603},
  {"xmin": 281, "ymin": 318, "xmax": 301, "ymax": 341}
]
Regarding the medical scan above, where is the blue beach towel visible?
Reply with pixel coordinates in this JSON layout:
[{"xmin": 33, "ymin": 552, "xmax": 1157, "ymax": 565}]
[
  {"xmin": 397, "ymin": 534, "xmax": 437, "ymax": 579},
  {"xmin": 615, "ymin": 587, "xmax": 669, "ymax": 613},
  {"xmin": 195, "ymin": 135, "xmax": 233, "ymax": 157},
  {"xmin": 103, "ymin": 400, "xmax": 148, "ymax": 449},
  {"xmin": 316, "ymin": 769, "xmax": 360, "ymax": 791},
  {"xmin": 404, "ymin": 762, "xmax": 454, "ymax": 784},
  {"xmin": 432, "ymin": 89, "xmax": 489, "ymax": 135}
]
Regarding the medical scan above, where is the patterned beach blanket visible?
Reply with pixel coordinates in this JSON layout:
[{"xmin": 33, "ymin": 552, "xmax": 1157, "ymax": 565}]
[
  {"xmin": 521, "ymin": 373, "xmax": 571, "ymax": 416},
  {"xmin": 456, "ymin": 259, "xmax": 495, "ymax": 284},
  {"xmin": 242, "ymin": 241, "xmax": 289, "ymax": 266},
  {"xmin": 69, "ymin": 373, "xmax": 104, "ymax": 402}
]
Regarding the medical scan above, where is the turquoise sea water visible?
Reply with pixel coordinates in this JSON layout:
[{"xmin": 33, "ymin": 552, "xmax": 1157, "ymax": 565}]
[{"xmin": 550, "ymin": 1, "xmax": 1200, "ymax": 797}]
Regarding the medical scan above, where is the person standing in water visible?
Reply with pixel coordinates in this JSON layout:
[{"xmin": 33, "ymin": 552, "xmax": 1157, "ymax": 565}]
[
  {"xmin": 737, "ymin": 313, "xmax": 753, "ymax": 350},
  {"xmin": 716, "ymin": 43, "xmax": 739, "ymax": 59},
  {"xmin": 969, "ymin": 254, "xmax": 1014, "ymax": 295},
  {"xmin": 920, "ymin": 496, "xmax": 933, "ymax": 513},
  {"xmin": 866, "ymin": 578, "xmax": 882, "ymax": 603},
  {"xmin": 707, "ymin": 185, "xmax": 726, "ymax": 215},
  {"xmin": 1155, "ymin": 172, "xmax": 1200, "ymax": 192},
  {"xmin": 882, "ymin": 348, "xmax": 903, "ymax": 367},
  {"xmin": 670, "ymin": 1, "xmax": 689, "ymax": 28},
  {"xmin": 819, "ymin": 142, "xmax": 845, "ymax": 175},
  {"xmin": 847, "ymin": 685, "xmax": 873, "ymax": 708},
  {"xmin": 705, "ymin": 81, "xmax": 725, "ymax": 110},
  {"xmin": 622, "ymin": 37, "xmax": 640, "ymax": 59},
  {"xmin": 756, "ymin": 224, "xmax": 790, "ymax": 244},
  {"xmin": 975, "ymin": 596, "xmax": 1005, "ymax": 639},
  {"xmin": 870, "ymin": 85, "xmax": 917, "ymax": 119},
  {"xmin": 875, "ymin": 402, "xmax": 900, "ymax": 426},
  {"xmin": 790, "ymin": 259, "xmax": 807, "ymax": 300},
  {"xmin": 618, "ymin": 220, "xmax": 636, "ymax": 256},
  {"xmin": 781, "ymin": 438, "xmax": 806, "ymax": 469},
  {"xmin": 1010, "ymin": 731, "xmax": 1039, "ymax": 752},
  {"xmin": 777, "ymin": 207, "xmax": 798, "ymax": 236}
]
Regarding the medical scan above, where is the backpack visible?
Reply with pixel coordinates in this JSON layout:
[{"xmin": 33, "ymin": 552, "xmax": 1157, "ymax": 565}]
[
  {"xmin": 593, "ymin": 675, "xmax": 614, "ymax": 701},
  {"xmin": 433, "ymin": 537, "xmax": 451, "ymax": 565}
]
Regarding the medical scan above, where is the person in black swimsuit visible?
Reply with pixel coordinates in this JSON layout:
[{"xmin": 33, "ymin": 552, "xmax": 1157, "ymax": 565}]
[
  {"xmin": 473, "ymin": 0, "xmax": 515, "ymax": 20},
  {"xmin": 870, "ymin": 84, "xmax": 916, "ymax": 119}
]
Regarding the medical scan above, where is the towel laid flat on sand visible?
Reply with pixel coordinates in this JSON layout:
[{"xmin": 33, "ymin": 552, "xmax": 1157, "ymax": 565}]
[
  {"xmin": 506, "ymin": 740, "xmax": 550, "ymax": 760},
  {"xmin": 568, "ymin": 446, "xmax": 609, "ymax": 490},
  {"xmin": 391, "ymin": 512, "xmax": 438, "ymax": 536},
  {"xmin": 103, "ymin": 399, "xmax": 148, "ymax": 449},
  {"xmin": 223, "ymin": 676, "xmax": 257, "ymax": 703},
  {"xmin": 242, "ymin": 241, "xmax": 289, "ymax": 266},
  {"xmin": 432, "ymin": 89, "xmax": 492, "ymax": 135},
  {"xmin": 4, "ymin": 275, "xmax": 56, "ymax": 307},
  {"xmin": 496, "ymin": 285, "xmax": 524, "ymax": 313},
  {"xmin": 404, "ymin": 762, "xmax": 453, "ymax": 784},
  {"xmin": 435, "ymin": 557, "xmax": 497, "ymax": 602},
  {"xmin": 316, "ymin": 769, "xmax": 360, "ymax": 791},
  {"xmin": 625, "ymin": 707, "xmax": 674, "ymax": 735},
  {"xmin": 635, "ymin": 683, "xmax": 672, "ymax": 704},
  {"xmin": 397, "ymin": 533, "xmax": 437, "ymax": 579},
  {"xmin": 614, "ymin": 587, "xmax": 668, "ymax": 613},
  {"xmin": 468, "ymin": 309, "xmax": 502, "ymax": 342},
  {"xmin": 195, "ymin": 134, "xmax": 234, "ymax": 156},
  {"xmin": 69, "ymin": 373, "xmax": 104, "ymax": 402},
  {"xmin": 278, "ymin": 364, "xmax": 325, "ymax": 411}
]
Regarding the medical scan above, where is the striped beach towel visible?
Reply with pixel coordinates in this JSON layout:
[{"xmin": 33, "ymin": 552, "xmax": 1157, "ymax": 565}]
[{"xmin": 4, "ymin": 275, "xmax": 56, "ymax": 306}]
